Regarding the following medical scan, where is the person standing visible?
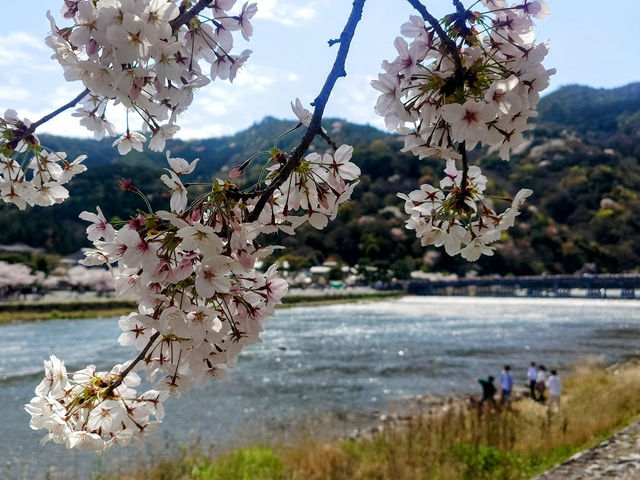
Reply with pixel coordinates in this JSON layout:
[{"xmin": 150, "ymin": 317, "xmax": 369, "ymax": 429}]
[
  {"xmin": 546, "ymin": 370, "xmax": 562, "ymax": 413},
  {"xmin": 535, "ymin": 365, "xmax": 547, "ymax": 402},
  {"xmin": 527, "ymin": 362, "xmax": 538, "ymax": 400},
  {"xmin": 500, "ymin": 365, "xmax": 513, "ymax": 405},
  {"xmin": 478, "ymin": 376, "xmax": 497, "ymax": 407}
]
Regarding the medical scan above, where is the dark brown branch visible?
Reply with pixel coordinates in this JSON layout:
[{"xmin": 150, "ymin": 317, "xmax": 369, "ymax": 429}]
[
  {"xmin": 105, "ymin": 331, "xmax": 161, "ymax": 397},
  {"xmin": 453, "ymin": 0, "xmax": 466, "ymax": 15},
  {"xmin": 408, "ymin": 0, "xmax": 471, "ymax": 191},
  {"xmin": 246, "ymin": 0, "xmax": 367, "ymax": 222},
  {"xmin": 405, "ymin": 0, "xmax": 464, "ymax": 75},
  {"xmin": 170, "ymin": 0, "xmax": 213, "ymax": 31},
  {"xmin": 319, "ymin": 130, "xmax": 338, "ymax": 151},
  {"xmin": 458, "ymin": 141, "xmax": 469, "ymax": 191},
  {"xmin": 31, "ymin": 88, "xmax": 90, "ymax": 131},
  {"xmin": 7, "ymin": 88, "xmax": 89, "ymax": 148}
]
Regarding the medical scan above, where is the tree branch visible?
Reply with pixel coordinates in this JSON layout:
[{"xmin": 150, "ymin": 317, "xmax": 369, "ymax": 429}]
[
  {"xmin": 408, "ymin": 0, "xmax": 470, "ymax": 191},
  {"xmin": 7, "ymin": 88, "xmax": 89, "ymax": 148},
  {"xmin": 405, "ymin": 0, "xmax": 464, "ymax": 74},
  {"xmin": 453, "ymin": 0, "xmax": 466, "ymax": 15},
  {"xmin": 105, "ymin": 331, "xmax": 161, "ymax": 398},
  {"xmin": 458, "ymin": 141, "xmax": 469, "ymax": 191},
  {"xmin": 31, "ymin": 89, "xmax": 90, "ymax": 131},
  {"xmin": 169, "ymin": 0, "xmax": 213, "ymax": 31},
  {"xmin": 246, "ymin": 0, "xmax": 367, "ymax": 222}
]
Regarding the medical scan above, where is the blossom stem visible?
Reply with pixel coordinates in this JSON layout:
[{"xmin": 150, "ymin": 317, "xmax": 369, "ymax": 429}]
[{"xmin": 319, "ymin": 130, "xmax": 338, "ymax": 151}]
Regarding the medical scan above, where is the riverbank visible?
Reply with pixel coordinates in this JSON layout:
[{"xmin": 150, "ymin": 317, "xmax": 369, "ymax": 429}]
[
  {"xmin": 95, "ymin": 359, "xmax": 640, "ymax": 480},
  {"xmin": 0, "ymin": 290, "xmax": 404, "ymax": 323}
]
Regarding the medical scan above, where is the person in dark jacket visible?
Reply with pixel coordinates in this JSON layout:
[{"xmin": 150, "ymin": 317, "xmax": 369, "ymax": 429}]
[
  {"xmin": 478, "ymin": 376, "xmax": 496, "ymax": 406},
  {"xmin": 527, "ymin": 361, "xmax": 538, "ymax": 400}
]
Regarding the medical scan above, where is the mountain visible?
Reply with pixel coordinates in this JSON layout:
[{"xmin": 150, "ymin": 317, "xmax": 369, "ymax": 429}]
[
  {"xmin": 38, "ymin": 117, "xmax": 392, "ymax": 177},
  {"xmin": 1, "ymin": 83, "xmax": 639, "ymax": 276},
  {"xmin": 536, "ymin": 82, "xmax": 640, "ymax": 158}
]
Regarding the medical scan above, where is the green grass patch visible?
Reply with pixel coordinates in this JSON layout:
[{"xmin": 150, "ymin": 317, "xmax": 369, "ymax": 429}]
[{"xmin": 191, "ymin": 446, "xmax": 284, "ymax": 480}]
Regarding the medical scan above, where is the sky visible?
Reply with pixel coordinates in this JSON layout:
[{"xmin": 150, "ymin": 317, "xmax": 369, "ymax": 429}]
[{"xmin": 0, "ymin": 0, "xmax": 638, "ymax": 140}]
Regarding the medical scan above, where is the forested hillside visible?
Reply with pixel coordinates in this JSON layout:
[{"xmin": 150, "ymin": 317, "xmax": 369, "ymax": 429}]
[{"xmin": 2, "ymin": 83, "xmax": 639, "ymax": 277}]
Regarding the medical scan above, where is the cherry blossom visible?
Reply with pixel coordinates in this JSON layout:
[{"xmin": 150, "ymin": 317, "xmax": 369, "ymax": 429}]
[
  {"xmin": 375, "ymin": 0, "xmax": 552, "ymax": 260},
  {"xmin": 20, "ymin": 0, "xmax": 552, "ymax": 454},
  {"xmin": 26, "ymin": 139, "xmax": 360, "ymax": 451},
  {"xmin": 66, "ymin": 1, "xmax": 252, "ymax": 141}
]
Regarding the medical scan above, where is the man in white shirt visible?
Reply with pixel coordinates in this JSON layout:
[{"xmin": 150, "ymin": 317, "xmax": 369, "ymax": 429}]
[{"xmin": 546, "ymin": 369, "xmax": 562, "ymax": 413}]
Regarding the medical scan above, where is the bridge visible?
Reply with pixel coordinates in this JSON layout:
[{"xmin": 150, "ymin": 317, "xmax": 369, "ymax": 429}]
[{"xmin": 407, "ymin": 274, "xmax": 640, "ymax": 299}]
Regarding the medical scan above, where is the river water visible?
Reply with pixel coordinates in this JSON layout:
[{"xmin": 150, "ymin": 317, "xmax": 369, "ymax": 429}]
[{"xmin": 2, "ymin": 296, "xmax": 640, "ymax": 478}]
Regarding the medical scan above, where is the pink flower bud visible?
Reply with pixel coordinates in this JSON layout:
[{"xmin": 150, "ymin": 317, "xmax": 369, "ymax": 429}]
[{"xmin": 229, "ymin": 167, "xmax": 243, "ymax": 178}]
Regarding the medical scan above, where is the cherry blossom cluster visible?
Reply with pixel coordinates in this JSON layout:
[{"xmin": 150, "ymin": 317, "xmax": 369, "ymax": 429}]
[
  {"xmin": 254, "ymin": 144, "xmax": 361, "ymax": 233},
  {"xmin": 399, "ymin": 159, "xmax": 532, "ymax": 261},
  {"xmin": 25, "ymin": 355, "xmax": 165, "ymax": 450},
  {"xmin": 373, "ymin": 0, "xmax": 552, "ymax": 259},
  {"xmin": 47, "ymin": 0, "xmax": 256, "ymax": 152},
  {"xmin": 0, "ymin": 110, "xmax": 87, "ymax": 209},
  {"xmin": 374, "ymin": 0, "xmax": 553, "ymax": 161},
  {"xmin": 26, "ymin": 142, "xmax": 359, "ymax": 451}
]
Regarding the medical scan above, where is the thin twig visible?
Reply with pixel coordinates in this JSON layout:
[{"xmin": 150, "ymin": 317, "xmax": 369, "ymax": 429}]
[
  {"xmin": 7, "ymin": 88, "xmax": 89, "ymax": 147},
  {"xmin": 31, "ymin": 88, "xmax": 90, "ymax": 131},
  {"xmin": 453, "ymin": 0, "xmax": 467, "ymax": 15},
  {"xmin": 105, "ymin": 332, "xmax": 161, "ymax": 397},
  {"xmin": 246, "ymin": 0, "xmax": 367, "ymax": 222},
  {"xmin": 406, "ymin": 0, "xmax": 464, "ymax": 73},
  {"xmin": 458, "ymin": 141, "xmax": 469, "ymax": 191},
  {"xmin": 407, "ymin": 0, "xmax": 471, "ymax": 191},
  {"xmin": 170, "ymin": 0, "xmax": 214, "ymax": 30},
  {"xmin": 319, "ymin": 130, "xmax": 339, "ymax": 151}
]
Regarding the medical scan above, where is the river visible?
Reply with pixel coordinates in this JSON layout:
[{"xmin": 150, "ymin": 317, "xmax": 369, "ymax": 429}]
[{"xmin": 2, "ymin": 296, "xmax": 640, "ymax": 478}]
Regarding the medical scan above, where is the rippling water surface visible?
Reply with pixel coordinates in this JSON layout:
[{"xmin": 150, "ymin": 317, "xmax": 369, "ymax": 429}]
[{"xmin": 2, "ymin": 296, "xmax": 640, "ymax": 478}]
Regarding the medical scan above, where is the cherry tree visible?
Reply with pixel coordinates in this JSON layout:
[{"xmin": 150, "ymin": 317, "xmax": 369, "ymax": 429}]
[
  {"xmin": 0, "ymin": 261, "xmax": 37, "ymax": 297},
  {"xmin": 66, "ymin": 265, "xmax": 115, "ymax": 293},
  {"xmin": 0, "ymin": 0, "xmax": 553, "ymax": 452}
]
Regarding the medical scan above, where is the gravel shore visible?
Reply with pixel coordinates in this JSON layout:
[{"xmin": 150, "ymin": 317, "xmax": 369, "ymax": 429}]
[{"xmin": 534, "ymin": 421, "xmax": 640, "ymax": 480}]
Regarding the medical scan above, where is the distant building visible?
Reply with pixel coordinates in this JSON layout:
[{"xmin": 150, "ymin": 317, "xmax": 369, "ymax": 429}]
[{"xmin": 0, "ymin": 243, "xmax": 45, "ymax": 254}]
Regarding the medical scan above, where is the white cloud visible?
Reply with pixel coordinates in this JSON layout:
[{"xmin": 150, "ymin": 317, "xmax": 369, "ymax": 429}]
[
  {"xmin": 0, "ymin": 31, "xmax": 48, "ymax": 64},
  {"xmin": 328, "ymin": 74, "xmax": 382, "ymax": 128},
  {"xmin": 0, "ymin": 31, "xmax": 47, "ymax": 51},
  {"xmin": 0, "ymin": 86, "xmax": 31, "ymax": 102},
  {"xmin": 178, "ymin": 122, "xmax": 237, "ymax": 140},
  {"xmin": 232, "ymin": 65, "xmax": 276, "ymax": 90},
  {"xmin": 0, "ymin": 31, "xmax": 58, "ymax": 79},
  {"xmin": 255, "ymin": 0, "xmax": 318, "ymax": 26}
]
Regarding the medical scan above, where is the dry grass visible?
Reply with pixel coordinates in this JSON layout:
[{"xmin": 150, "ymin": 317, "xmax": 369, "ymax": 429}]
[{"xmin": 99, "ymin": 359, "xmax": 640, "ymax": 480}]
